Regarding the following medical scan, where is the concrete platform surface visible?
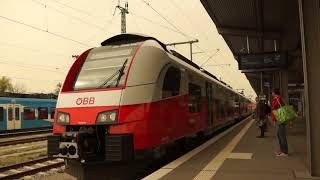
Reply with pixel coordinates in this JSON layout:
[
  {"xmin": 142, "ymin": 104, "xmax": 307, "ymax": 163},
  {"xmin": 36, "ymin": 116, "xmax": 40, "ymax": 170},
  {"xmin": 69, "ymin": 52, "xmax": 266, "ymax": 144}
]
[{"xmin": 148, "ymin": 117, "xmax": 320, "ymax": 180}]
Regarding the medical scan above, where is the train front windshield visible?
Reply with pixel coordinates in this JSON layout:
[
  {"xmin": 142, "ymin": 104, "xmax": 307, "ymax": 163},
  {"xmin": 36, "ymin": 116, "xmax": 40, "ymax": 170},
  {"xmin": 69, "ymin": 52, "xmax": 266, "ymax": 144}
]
[{"xmin": 73, "ymin": 46, "xmax": 138, "ymax": 91}]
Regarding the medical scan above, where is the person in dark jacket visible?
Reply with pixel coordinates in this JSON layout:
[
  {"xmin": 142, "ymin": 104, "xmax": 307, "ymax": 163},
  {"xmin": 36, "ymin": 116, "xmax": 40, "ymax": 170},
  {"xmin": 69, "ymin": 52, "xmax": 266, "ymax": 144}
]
[{"xmin": 256, "ymin": 99, "xmax": 270, "ymax": 138}]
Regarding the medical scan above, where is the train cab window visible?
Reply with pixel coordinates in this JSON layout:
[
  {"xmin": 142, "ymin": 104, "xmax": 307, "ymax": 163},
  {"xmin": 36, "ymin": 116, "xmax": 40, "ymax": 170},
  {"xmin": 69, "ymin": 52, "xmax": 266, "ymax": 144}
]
[
  {"xmin": 15, "ymin": 107, "xmax": 20, "ymax": 121},
  {"xmin": 73, "ymin": 46, "xmax": 136, "ymax": 90},
  {"xmin": 38, "ymin": 107, "xmax": 48, "ymax": 119},
  {"xmin": 24, "ymin": 107, "xmax": 35, "ymax": 120},
  {"xmin": 50, "ymin": 108, "xmax": 55, "ymax": 119},
  {"xmin": 162, "ymin": 67, "xmax": 181, "ymax": 98},
  {"xmin": 188, "ymin": 83, "xmax": 202, "ymax": 113},
  {"xmin": 8, "ymin": 107, "xmax": 13, "ymax": 121},
  {"xmin": 0, "ymin": 107, "xmax": 3, "ymax": 122}
]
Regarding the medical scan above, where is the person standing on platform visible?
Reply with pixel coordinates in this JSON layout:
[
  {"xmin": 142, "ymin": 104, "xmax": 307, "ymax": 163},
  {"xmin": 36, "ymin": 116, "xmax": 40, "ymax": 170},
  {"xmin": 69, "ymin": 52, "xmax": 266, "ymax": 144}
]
[
  {"xmin": 271, "ymin": 89, "xmax": 288, "ymax": 157},
  {"xmin": 263, "ymin": 101, "xmax": 271, "ymax": 132},
  {"xmin": 255, "ymin": 98, "xmax": 270, "ymax": 138}
]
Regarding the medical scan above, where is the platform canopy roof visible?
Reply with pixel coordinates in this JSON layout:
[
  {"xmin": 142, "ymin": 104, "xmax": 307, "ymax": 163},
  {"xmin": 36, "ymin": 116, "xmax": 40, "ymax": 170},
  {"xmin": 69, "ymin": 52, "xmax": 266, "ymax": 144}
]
[{"xmin": 200, "ymin": 0, "xmax": 304, "ymax": 94}]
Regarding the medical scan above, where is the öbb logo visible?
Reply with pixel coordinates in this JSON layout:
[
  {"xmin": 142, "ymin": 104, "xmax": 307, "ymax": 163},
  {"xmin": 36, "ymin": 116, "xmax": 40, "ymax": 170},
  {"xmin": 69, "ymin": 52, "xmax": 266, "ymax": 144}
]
[{"xmin": 76, "ymin": 97, "xmax": 95, "ymax": 105}]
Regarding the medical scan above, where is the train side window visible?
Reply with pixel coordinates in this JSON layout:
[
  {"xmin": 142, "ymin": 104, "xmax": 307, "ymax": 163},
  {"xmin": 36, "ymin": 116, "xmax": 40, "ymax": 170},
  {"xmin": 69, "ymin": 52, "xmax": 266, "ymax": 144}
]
[
  {"xmin": 235, "ymin": 95, "xmax": 240, "ymax": 108},
  {"xmin": 15, "ymin": 107, "xmax": 20, "ymax": 120},
  {"xmin": 216, "ymin": 99, "xmax": 222, "ymax": 118},
  {"xmin": 38, "ymin": 107, "xmax": 49, "ymax": 119},
  {"xmin": 162, "ymin": 67, "xmax": 181, "ymax": 98},
  {"xmin": 51, "ymin": 108, "xmax": 55, "ymax": 119},
  {"xmin": 24, "ymin": 107, "xmax": 36, "ymax": 120},
  {"xmin": 189, "ymin": 83, "xmax": 202, "ymax": 113},
  {"xmin": 0, "ymin": 107, "xmax": 3, "ymax": 121},
  {"xmin": 8, "ymin": 107, "xmax": 13, "ymax": 121}
]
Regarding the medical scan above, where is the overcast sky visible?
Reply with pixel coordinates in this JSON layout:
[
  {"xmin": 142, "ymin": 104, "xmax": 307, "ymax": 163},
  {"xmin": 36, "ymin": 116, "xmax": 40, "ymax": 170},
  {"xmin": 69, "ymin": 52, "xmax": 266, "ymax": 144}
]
[{"xmin": 0, "ymin": 0, "xmax": 256, "ymax": 99}]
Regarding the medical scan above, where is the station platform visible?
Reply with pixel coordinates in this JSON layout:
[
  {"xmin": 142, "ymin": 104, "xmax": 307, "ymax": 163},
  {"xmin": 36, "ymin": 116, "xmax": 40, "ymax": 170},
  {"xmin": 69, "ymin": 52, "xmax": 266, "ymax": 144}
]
[{"xmin": 144, "ymin": 117, "xmax": 319, "ymax": 180}]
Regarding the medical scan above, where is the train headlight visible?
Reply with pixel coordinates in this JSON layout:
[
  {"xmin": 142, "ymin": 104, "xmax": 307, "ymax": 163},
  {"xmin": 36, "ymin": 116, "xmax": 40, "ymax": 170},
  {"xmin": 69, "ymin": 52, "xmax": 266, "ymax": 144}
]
[
  {"xmin": 96, "ymin": 110, "xmax": 118, "ymax": 124},
  {"xmin": 57, "ymin": 112, "xmax": 70, "ymax": 125}
]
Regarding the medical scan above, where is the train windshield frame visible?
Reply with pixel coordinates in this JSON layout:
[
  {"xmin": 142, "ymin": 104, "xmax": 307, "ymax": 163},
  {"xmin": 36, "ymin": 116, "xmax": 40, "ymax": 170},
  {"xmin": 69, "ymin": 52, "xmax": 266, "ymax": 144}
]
[{"xmin": 73, "ymin": 45, "xmax": 138, "ymax": 91}]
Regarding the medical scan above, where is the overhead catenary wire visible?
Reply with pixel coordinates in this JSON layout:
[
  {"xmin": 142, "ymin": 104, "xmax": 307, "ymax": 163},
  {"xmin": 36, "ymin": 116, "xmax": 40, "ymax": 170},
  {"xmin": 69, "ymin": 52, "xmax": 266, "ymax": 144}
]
[
  {"xmin": 130, "ymin": 11, "xmax": 183, "ymax": 35},
  {"xmin": 0, "ymin": 41, "xmax": 66, "ymax": 57},
  {"xmin": 204, "ymin": 53, "xmax": 242, "ymax": 90},
  {"xmin": 0, "ymin": 58, "xmax": 68, "ymax": 70},
  {"xmin": 0, "ymin": 72, "xmax": 63, "ymax": 83},
  {"xmin": 199, "ymin": 49, "xmax": 220, "ymax": 67},
  {"xmin": 49, "ymin": 0, "xmax": 98, "ymax": 17},
  {"xmin": 141, "ymin": 0, "xmax": 194, "ymax": 40},
  {"xmin": 140, "ymin": 0, "xmax": 217, "ymax": 65},
  {"xmin": 2, "ymin": 0, "xmax": 251, "ymax": 95},
  {"xmin": 0, "ymin": 59, "xmax": 67, "ymax": 74},
  {"xmin": 167, "ymin": 0, "xmax": 250, "ymax": 92},
  {"xmin": 42, "ymin": 0, "xmax": 118, "ymax": 44},
  {"xmin": 0, "ymin": 15, "xmax": 92, "ymax": 47},
  {"xmin": 31, "ymin": 0, "xmax": 46, "ymax": 6},
  {"xmin": 83, "ymin": 12, "xmax": 119, "ymax": 44},
  {"xmin": 5, "ymin": 76, "xmax": 62, "ymax": 82},
  {"xmin": 129, "ymin": 0, "xmax": 190, "ymax": 36},
  {"xmin": 168, "ymin": 0, "xmax": 213, "ymax": 46},
  {"xmin": 48, "ymin": 0, "xmax": 112, "ymax": 22},
  {"xmin": 167, "ymin": 1, "xmax": 249, "ymax": 92},
  {"xmin": 130, "ymin": 13, "xmax": 143, "ymax": 33},
  {"xmin": 138, "ymin": 1, "xmax": 242, "ymax": 91},
  {"xmin": 167, "ymin": 0, "xmax": 214, "ymax": 59},
  {"xmin": 30, "ymin": 0, "xmax": 110, "ymax": 32}
]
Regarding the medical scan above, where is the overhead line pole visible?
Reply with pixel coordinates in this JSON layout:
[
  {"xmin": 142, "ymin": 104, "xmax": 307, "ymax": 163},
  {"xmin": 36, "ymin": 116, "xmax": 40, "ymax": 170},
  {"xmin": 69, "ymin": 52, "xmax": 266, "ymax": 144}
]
[
  {"xmin": 166, "ymin": 39, "xmax": 199, "ymax": 61},
  {"xmin": 114, "ymin": 1, "xmax": 129, "ymax": 34},
  {"xmin": 165, "ymin": 39, "xmax": 199, "ymax": 46}
]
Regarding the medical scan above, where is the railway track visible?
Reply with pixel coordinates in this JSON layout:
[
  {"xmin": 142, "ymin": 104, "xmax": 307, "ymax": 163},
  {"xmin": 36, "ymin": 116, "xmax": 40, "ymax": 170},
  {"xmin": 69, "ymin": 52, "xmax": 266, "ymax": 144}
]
[
  {"xmin": 0, "ymin": 157, "xmax": 64, "ymax": 180},
  {"xmin": 0, "ymin": 128, "xmax": 51, "ymax": 147},
  {"xmin": 0, "ymin": 136, "xmax": 48, "ymax": 147},
  {"xmin": 0, "ymin": 128, "xmax": 52, "ymax": 138},
  {"xmin": 0, "ymin": 127, "xmax": 51, "ymax": 134}
]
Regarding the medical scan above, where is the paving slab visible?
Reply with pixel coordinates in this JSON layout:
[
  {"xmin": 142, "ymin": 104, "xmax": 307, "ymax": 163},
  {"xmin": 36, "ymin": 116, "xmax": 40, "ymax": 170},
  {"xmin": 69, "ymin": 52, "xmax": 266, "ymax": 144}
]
[{"xmin": 159, "ymin": 118, "xmax": 318, "ymax": 180}]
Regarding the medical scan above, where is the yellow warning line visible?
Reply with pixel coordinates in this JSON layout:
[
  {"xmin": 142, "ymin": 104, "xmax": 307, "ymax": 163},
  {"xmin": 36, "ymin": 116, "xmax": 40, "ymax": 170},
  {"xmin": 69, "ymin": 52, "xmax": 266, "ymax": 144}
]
[
  {"xmin": 228, "ymin": 152, "xmax": 252, "ymax": 160},
  {"xmin": 193, "ymin": 119, "xmax": 255, "ymax": 180},
  {"xmin": 143, "ymin": 117, "xmax": 252, "ymax": 180}
]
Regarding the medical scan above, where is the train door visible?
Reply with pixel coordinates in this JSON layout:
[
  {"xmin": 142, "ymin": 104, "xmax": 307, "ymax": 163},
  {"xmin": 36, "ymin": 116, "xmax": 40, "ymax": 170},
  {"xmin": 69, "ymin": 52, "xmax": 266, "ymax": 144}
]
[
  {"xmin": 14, "ymin": 104, "xmax": 21, "ymax": 129},
  {"xmin": 6, "ymin": 104, "xmax": 21, "ymax": 130},
  {"xmin": 6, "ymin": 104, "xmax": 14, "ymax": 130},
  {"xmin": 205, "ymin": 82, "xmax": 213, "ymax": 131}
]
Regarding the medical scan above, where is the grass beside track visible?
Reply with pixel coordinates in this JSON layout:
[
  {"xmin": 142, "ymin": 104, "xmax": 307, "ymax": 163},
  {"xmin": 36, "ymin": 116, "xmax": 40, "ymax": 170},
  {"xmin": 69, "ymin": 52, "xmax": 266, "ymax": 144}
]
[
  {"xmin": 0, "ymin": 141, "xmax": 46, "ymax": 156},
  {"xmin": 0, "ymin": 148, "xmax": 47, "ymax": 167}
]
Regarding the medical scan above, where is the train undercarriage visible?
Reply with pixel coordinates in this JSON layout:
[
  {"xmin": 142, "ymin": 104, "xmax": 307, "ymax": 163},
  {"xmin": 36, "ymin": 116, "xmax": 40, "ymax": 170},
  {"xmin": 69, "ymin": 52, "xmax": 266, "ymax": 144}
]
[{"xmin": 48, "ymin": 126, "xmax": 134, "ymax": 163}]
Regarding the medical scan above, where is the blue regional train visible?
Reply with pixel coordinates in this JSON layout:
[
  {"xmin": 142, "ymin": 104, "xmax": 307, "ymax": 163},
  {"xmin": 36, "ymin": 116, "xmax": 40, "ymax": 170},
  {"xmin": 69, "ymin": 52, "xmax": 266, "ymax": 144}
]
[{"xmin": 0, "ymin": 97, "xmax": 56, "ymax": 130}]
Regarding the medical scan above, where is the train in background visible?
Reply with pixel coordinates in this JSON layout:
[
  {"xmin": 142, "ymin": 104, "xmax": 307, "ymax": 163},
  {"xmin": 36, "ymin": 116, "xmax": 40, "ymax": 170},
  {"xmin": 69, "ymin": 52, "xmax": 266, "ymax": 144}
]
[
  {"xmin": 48, "ymin": 34, "xmax": 252, "ymax": 165},
  {"xmin": 0, "ymin": 94, "xmax": 57, "ymax": 131}
]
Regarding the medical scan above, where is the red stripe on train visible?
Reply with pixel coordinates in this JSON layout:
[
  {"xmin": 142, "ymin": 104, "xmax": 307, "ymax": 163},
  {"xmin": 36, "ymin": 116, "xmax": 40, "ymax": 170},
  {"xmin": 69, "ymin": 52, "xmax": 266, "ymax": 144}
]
[{"xmin": 53, "ymin": 95, "xmax": 244, "ymax": 150}]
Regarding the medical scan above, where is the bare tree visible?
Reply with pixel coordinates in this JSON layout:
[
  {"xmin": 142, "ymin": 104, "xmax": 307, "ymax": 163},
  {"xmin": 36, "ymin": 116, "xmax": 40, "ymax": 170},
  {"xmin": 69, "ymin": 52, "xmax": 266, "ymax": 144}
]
[
  {"xmin": 0, "ymin": 76, "xmax": 13, "ymax": 94},
  {"xmin": 11, "ymin": 82, "xmax": 27, "ymax": 94},
  {"xmin": 54, "ymin": 82, "xmax": 62, "ymax": 95}
]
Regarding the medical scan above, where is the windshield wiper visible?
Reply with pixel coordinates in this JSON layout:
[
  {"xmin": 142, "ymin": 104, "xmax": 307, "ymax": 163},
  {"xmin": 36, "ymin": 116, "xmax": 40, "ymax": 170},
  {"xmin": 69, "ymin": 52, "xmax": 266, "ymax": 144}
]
[
  {"xmin": 115, "ymin": 59, "xmax": 129, "ymax": 87},
  {"xmin": 99, "ymin": 59, "xmax": 128, "ymax": 88}
]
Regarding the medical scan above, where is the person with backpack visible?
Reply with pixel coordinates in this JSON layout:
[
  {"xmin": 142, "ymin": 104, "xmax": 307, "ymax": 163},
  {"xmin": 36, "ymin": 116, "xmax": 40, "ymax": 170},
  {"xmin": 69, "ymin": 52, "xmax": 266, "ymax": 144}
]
[{"xmin": 271, "ymin": 89, "xmax": 288, "ymax": 157}]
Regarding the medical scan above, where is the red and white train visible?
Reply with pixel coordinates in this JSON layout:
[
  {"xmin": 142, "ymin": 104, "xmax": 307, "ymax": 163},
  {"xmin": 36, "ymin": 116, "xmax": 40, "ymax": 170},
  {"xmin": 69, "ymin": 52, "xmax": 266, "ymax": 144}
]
[{"xmin": 48, "ymin": 34, "xmax": 252, "ymax": 163}]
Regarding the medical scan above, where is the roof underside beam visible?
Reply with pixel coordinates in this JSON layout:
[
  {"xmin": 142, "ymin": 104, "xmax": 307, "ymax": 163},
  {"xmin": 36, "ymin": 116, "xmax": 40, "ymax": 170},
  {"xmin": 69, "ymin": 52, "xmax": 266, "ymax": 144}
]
[{"xmin": 217, "ymin": 27, "xmax": 281, "ymax": 40}]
